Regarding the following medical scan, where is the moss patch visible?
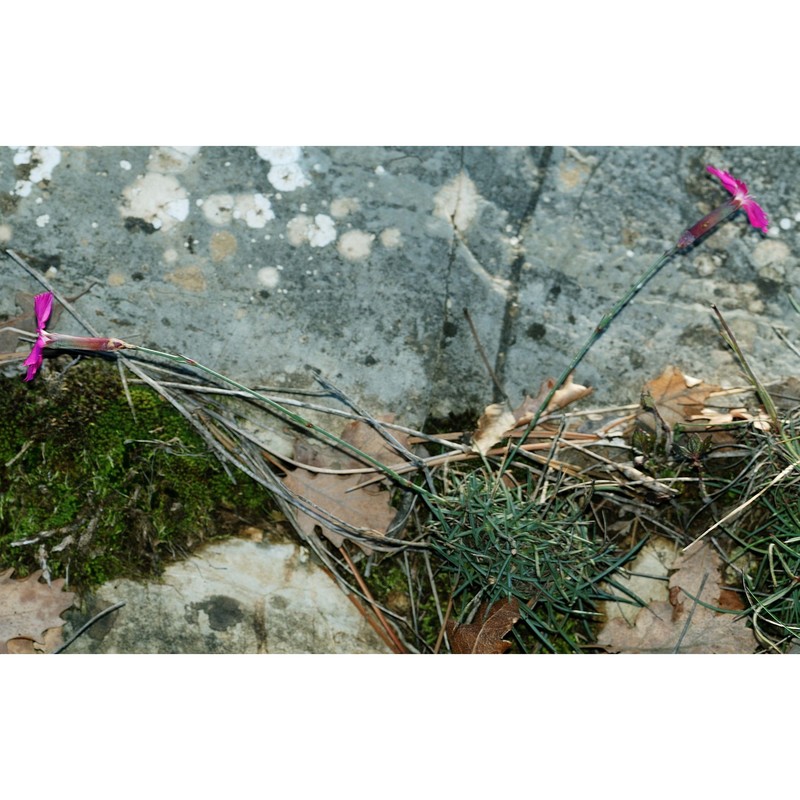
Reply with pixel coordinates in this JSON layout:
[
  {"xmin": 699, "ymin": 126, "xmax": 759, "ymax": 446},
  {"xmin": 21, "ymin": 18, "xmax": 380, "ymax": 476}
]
[{"xmin": 0, "ymin": 358, "xmax": 272, "ymax": 591}]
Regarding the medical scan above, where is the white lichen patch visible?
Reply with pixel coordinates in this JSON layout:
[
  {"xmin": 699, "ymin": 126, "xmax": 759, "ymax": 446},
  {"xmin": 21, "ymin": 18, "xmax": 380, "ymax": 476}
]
[
  {"xmin": 120, "ymin": 173, "xmax": 189, "ymax": 232},
  {"xmin": 329, "ymin": 197, "xmax": 361, "ymax": 218},
  {"xmin": 35, "ymin": 214, "xmax": 50, "ymax": 228},
  {"xmin": 11, "ymin": 147, "xmax": 31, "ymax": 166},
  {"xmin": 257, "ymin": 266, "xmax": 280, "ymax": 289},
  {"xmin": 286, "ymin": 214, "xmax": 336, "ymax": 247},
  {"xmin": 307, "ymin": 214, "xmax": 336, "ymax": 247},
  {"xmin": 254, "ymin": 147, "xmax": 310, "ymax": 191},
  {"xmin": 148, "ymin": 146, "xmax": 200, "ymax": 173},
  {"xmin": 287, "ymin": 215, "xmax": 312, "ymax": 246},
  {"xmin": 232, "ymin": 193, "xmax": 275, "ymax": 229},
  {"xmin": 433, "ymin": 171, "xmax": 481, "ymax": 231},
  {"xmin": 337, "ymin": 229, "xmax": 374, "ymax": 261},
  {"xmin": 256, "ymin": 146, "xmax": 302, "ymax": 165},
  {"xmin": 165, "ymin": 197, "xmax": 190, "ymax": 222},
  {"xmin": 201, "ymin": 193, "xmax": 235, "ymax": 226},
  {"xmin": 10, "ymin": 146, "xmax": 61, "ymax": 196},
  {"xmin": 268, "ymin": 162, "xmax": 310, "ymax": 192},
  {"xmin": 379, "ymin": 227, "xmax": 402, "ymax": 248}
]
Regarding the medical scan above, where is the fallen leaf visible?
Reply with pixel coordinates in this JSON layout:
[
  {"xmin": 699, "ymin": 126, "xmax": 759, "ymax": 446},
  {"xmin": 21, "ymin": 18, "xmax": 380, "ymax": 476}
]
[
  {"xmin": 296, "ymin": 416, "xmax": 411, "ymax": 471},
  {"xmin": 688, "ymin": 407, "xmax": 772, "ymax": 433},
  {"xmin": 2, "ymin": 627, "xmax": 65, "ymax": 655},
  {"xmin": 513, "ymin": 373, "xmax": 593, "ymax": 427},
  {"xmin": 470, "ymin": 374, "xmax": 592, "ymax": 454},
  {"xmin": 446, "ymin": 598, "xmax": 521, "ymax": 653},
  {"xmin": 337, "ymin": 416, "xmax": 412, "ymax": 470},
  {"xmin": 637, "ymin": 365, "xmax": 720, "ymax": 432},
  {"xmin": 600, "ymin": 536, "xmax": 677, "ymax": 626},
  {"xmin": 282, "ymin": 418, "xmax": 410, "ymax": 554},
  {"xmin": 282, "ymin": 468, "xmax": 397, "ymax": 553},
  {"xmin": 471, "ymin": 403, "xmax": 516, "ymax": 455},
  {"xmin": 0, "ymin": 568, "xmax": 76, "ymax": 653},
  {"xmin": 596, "ymin": 542, "xmax": 755, "ymax": 654}
]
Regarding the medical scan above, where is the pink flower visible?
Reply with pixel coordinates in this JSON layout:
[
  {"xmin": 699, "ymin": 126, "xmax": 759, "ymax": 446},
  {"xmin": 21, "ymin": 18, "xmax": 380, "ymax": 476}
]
[
  {"xmin": 706, "ymin": 165, "xmax": 769, "ymax": 233},
  {"xmin": 22, "ymin": 291, "xmax": 130, "ymax": 382},
  {"xmin": 677, "ymin": 165, "xmax": 769, "ymax": 249},
  {"xmin": 23, "ymin": 292, "xmax": 54, "ymax": 381}
]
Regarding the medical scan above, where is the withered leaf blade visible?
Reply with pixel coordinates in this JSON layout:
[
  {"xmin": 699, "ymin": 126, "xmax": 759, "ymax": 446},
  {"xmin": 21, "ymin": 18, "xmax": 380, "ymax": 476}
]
[
  {"xmin": 638, "ymin": 365, "xmax": 720, "ymax": 432},
  {"xmin": 0, "ymin": 568, "xmax": 76, "ymax": 652},
  {"xmin": 512, "ymin": 373, "xmax": 592, "ymax": 426},
  {"xmin": 283, "ymin": 416, "xmax": 412, "ymax": 553},
  {"xmin": 447, "ymin": 598, "xmax": 521, "ymax": 654},
  {"xmin": 471, "ymin": 403, "xmax": 516, "ymax": 455},
  {"xmin": 294, "ymin": 416, "xmax": 411, "ymax": 472},
  {"xmin": 282, "ymin": 469, "xmax": 397, "ymax": 554},
  {"xmin": 596, "ymin": 542, "xmax": 755, "ymax": 654},
  {"xmin": 339, "ymin": 415, "xmax": 411, "ymax": 470}
]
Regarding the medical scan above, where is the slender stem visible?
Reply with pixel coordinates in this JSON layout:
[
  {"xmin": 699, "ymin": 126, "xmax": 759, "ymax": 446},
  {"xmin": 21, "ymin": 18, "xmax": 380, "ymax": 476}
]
[
  {"xmin": 53, "ymin": 601, "xmax": 126, "ymax": 654},
  {"xmin": 502, "ymin": 247, "xmax": 679, "ymax": 470},
  {"xmin": 710, "ymin": 304, "xmax": 781, "ymax": 434},
  {"xmin": 126, "ymin": 345, "xmax": 426, "ymax": 494},
  {"xmin": 339, "ymin": 543, "xmax": 407, "ymax": 653}
]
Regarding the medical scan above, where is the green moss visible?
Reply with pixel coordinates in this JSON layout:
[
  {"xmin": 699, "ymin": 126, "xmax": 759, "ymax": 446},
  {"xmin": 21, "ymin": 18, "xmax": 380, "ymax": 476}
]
[
  {"xmin": 0, "ymin": 359, "xmax": 272, "ymax": 591},
  {"xmin": 365, "ymin": 555, "xmax": 449, "ymax": 651}
]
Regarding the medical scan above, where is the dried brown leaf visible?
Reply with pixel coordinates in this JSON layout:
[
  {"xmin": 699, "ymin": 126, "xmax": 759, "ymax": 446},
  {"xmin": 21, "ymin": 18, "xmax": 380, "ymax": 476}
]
[
  {"xmin": 338, "ymin": 415, "xmax": 411, "ymax": 469},
  {"xmin": 282, "ymin": 469, "xmax": 397, "ymax": 554},
  {"xmin": 295, "ymin": 416, "xmax": 411, "ymax": 471},
  {"xmin": 596, "ymin": 542, "xmax": 755, "ymax": 654},
  {"xmin": 446, "ymin": 598, "xmax": 521, "ymax": 653},
  {"xmin": 471, "ymin": 403, "xmax": 516, "ymax": 455},
  {"xmin": 0, "ymin": 568, "xmax": 76, "ymax": 652},
  {"xmin": 638, "ymin": 365, "xmax": 720, "ymax": 431},
  {"xmin": 512, "ymin": 373, "xmax": 593, "ymax": 426},
  {"xmin": 283, "ymin": 417, "xmax": 412, "ymax": 553},
  {"xmin": 470, "ymin": 374, "xmax": 592, "ymax": 454},
  {"xmin": 688, "ymin": 407, "xmax": 772, "ymax": 433}
]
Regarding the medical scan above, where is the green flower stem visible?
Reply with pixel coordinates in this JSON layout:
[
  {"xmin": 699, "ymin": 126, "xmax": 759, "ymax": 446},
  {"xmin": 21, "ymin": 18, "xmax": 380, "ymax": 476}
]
[
  {"xmin": 502, "ymin": 246, "xmax": 679, "ymax": 470},
  {"xmin": 710, "ymin": 304, "xmax": 782, "ymax": 435},
  {"xmin": 126, "ymin": 344, "xmax": 424, "ymax": 494}
]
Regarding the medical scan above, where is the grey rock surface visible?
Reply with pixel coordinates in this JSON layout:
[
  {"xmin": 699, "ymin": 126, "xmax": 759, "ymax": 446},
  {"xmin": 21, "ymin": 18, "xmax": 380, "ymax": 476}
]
[
  {"xmin": 4, "ymin": 146, "xmax": 798, "ymax": 653},
  {"xmin": 3, "ymin": 146, "xmax": 798, "ymax": 426},
  {"xmin": 61, "ymin": 537, "xmax": 390, "ymax": 654}
]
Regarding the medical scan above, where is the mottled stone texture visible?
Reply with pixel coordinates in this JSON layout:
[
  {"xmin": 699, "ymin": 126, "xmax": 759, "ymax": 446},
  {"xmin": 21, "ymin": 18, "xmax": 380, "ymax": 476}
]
[
  {"xmin": 3, "ymin": 146, "xmax": 796, "ymax": 426},
  {"xmin": 61, "ymin": 539, "xmax": 390, "ymax": 654},
  {"xmin": 4, "ymin": 146, "xmax": 797, "ymax": 653}
]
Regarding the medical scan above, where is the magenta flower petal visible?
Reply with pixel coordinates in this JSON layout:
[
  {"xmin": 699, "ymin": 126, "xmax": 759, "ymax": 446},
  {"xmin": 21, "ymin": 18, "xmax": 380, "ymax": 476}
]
[
  {"xmin": 22, "ymin": 292, "xmax": 55, "ymax": 382},
  {"xmin": 706, "ymin": 164, "xmax": 769, "ymax": 234},
  {"xmin": 33, "ymin": 292, "xmax": 53, "ymax": 329},
  {"xmin": 23, "ymin": 341, "xmax": 45, "ymax": 382},
  {"xmin": 743, "ymin": 201, "xmax": 769, "ymax": 233},
  {"xmin": 706, "ymin": 165, "xmax": 744, "ymax": 196}
]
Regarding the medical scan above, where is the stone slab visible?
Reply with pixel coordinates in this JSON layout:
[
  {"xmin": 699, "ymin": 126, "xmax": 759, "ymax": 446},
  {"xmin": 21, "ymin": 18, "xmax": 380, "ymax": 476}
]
[{"xmin": 61, "ymin": 537, "xmax": 391, "ymax": 654}]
